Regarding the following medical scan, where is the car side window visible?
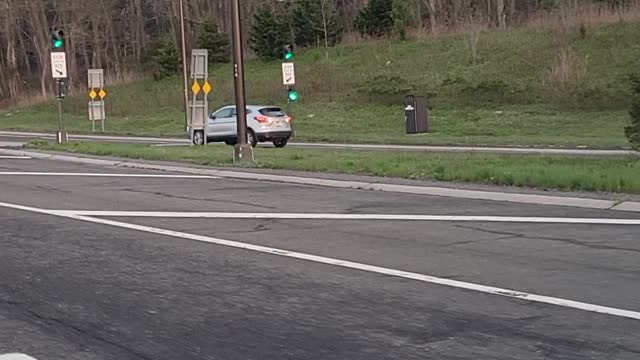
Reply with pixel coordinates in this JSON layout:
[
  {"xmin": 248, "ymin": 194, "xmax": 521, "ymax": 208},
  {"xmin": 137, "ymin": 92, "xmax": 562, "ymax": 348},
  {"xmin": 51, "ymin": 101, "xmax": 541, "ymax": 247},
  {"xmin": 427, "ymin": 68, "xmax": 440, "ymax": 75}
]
[
  {"xmin": 213, "ymin": 108, "xmax": 233, "ymax": 118},
  {"xmin": 230, "ymin": 108, "xmax": 252, "ymax": 117}
]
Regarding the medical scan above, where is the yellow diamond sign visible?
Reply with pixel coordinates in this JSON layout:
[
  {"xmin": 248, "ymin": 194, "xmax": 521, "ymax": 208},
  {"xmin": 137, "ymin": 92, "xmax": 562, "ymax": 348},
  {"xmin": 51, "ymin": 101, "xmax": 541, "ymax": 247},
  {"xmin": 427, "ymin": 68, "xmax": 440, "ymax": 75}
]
[
  {"xmin": 191, "ymin": 81, "xmax": 201, "ymax": 94},
  {"xmin": 202, "ymin": 81, "xmax": 212, "ymax": 95},
  {"xmin": 98, "ymin": 89, "xmax": 107, "ymax": 99},
  {"xmin": 89, "ymin": 90, "xmax": 97, "ymax": 100}
]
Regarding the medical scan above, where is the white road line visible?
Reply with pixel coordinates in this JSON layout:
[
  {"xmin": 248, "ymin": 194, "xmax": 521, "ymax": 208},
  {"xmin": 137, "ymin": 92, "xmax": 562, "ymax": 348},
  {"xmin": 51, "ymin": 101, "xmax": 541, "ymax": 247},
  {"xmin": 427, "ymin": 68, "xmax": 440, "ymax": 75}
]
[
  {"xmin": 0, "ymin": 354, "xmax": 39, "ymax": 360},
  {"xmin": 1, "ymin": 200, "xmax": 640, "ymax": 321},
  {"xmin": 0, "ymin": 156, "xmax": 31, "ymax": 159},
  {"xmin": 0, "ymin": 172, "xmax": 217, "ymax": 179},
  {"xmin": 53, "ymin": 211, "xmax": 640, "ymax": 225}
]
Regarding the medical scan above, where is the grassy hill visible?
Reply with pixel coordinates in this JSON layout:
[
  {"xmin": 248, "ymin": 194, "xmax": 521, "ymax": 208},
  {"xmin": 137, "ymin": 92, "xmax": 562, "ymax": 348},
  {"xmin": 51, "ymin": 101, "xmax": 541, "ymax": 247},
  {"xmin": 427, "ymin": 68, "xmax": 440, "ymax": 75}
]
[{"xmin": 2, "ymin": 21, "xmax": 639, "ymax": 148}]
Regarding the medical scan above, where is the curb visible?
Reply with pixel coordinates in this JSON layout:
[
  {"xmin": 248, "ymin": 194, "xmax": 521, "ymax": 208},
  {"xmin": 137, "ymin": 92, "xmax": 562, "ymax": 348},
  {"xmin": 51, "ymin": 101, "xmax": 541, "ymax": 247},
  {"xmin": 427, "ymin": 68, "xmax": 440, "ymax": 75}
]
[
  {"xmin": 1, "ymin": 131, "xmax": 637, "ymax": 156},
  {"xmin": 1, "ymin": 148, "xmax": 639, "ymax": 213}
]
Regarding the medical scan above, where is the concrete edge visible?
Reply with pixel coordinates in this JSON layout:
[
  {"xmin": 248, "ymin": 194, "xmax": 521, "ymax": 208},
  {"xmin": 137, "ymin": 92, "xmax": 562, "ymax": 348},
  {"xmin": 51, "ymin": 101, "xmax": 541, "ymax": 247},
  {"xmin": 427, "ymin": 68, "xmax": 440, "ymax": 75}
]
[{"xmin": 2, "ymin": 148, "xmax": 639, "ymax": 213}]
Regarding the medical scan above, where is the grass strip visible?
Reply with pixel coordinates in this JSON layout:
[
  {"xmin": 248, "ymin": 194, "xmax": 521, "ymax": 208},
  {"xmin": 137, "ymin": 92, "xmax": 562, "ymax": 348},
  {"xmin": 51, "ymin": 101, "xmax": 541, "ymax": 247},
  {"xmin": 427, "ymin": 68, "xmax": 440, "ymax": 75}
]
[{"xmin": 27, "ymin": 140, "xmax": 640, "ymax": 194}]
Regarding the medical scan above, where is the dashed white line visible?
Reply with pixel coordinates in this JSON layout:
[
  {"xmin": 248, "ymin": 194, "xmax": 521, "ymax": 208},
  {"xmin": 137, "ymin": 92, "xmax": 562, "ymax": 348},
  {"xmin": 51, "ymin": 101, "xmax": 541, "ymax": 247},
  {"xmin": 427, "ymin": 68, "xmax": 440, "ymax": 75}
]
[
  {"xmin": 52, "ymin": 211, "xmax": 640, "ymax": 225},
  {"xmin": 1, "ymin": 200, "xmax": 640, "ymax": 321},
  {"xmin": 0, "ymin": 172, "xmax": 217, "ymax": 179}
]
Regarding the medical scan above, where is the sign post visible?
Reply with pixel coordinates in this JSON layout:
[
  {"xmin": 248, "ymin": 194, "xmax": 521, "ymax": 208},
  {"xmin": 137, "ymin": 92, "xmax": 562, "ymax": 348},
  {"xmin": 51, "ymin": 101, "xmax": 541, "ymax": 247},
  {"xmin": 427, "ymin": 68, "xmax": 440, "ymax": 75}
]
[
  {"xmin": 87, "ymin": 69, "xmax": 106, "ymax": 132},
  {"xmin": 50, "ymin": 42, "xmax": 68, "ymax": 144},
  {"xmin": 188, "ymin": 49, "xmax": 211, "ymax": 145}
]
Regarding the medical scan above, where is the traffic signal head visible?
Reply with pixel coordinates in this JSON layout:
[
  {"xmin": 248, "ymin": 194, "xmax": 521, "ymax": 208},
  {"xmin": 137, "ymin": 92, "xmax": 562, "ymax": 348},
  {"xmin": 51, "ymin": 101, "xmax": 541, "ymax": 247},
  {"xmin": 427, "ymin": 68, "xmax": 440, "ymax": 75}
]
[
  {"xmin": 288, "ymin": 88, "xmax": 300, "ymax": 102},
  {"xmin": 283, "ymin": 44, "xmax": 294, "ymax": 61},
  {"xmin": 51, "ymin": 29, "xmax": 64, "ymax": 49}
]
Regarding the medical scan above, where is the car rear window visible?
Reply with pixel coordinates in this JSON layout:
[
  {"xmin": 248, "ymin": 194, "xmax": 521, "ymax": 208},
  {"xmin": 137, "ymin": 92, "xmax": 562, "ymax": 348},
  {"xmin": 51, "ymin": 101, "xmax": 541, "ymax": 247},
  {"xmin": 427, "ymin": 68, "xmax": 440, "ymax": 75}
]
[{"xmin": 259, "ymin": 107, "xmax": 285, "ymax": 117}]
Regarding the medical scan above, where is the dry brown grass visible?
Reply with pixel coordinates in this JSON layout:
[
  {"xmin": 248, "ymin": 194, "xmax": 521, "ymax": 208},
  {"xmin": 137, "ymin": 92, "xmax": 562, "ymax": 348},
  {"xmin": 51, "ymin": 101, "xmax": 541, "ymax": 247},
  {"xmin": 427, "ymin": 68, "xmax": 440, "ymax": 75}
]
[
  {"xmin": 543, "ymin": 46, "xmax": 589, "ymax": 88},
  {"xmin": 527, "ymin": 1, "xmax": 640, "ymax": 29},
  {"xmin": 0, "ymin": 69, "xmax": 144, "ymax": 112}
]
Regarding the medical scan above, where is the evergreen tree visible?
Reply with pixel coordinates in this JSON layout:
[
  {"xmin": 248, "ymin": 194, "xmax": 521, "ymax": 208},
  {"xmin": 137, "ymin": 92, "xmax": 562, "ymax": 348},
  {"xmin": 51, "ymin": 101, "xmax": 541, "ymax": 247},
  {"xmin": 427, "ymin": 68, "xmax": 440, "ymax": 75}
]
[
  {"xmin": 354, "ymin": 0, "xmax": 394, "ymax": 38},
  {"xmin": 625, "ymin": 73, "xmax": 640, "ymax": 150},
  {"xmin": 291, "ymin": 0, "xmax": 341, "ymax": 48},
  {"xmin": 392, "ymin": 0, "xmax": 412, "ymax": 40},
  {"xmin": 146, "ymin": 35, "xmax": 181, "ymax": 80},
  {"xmin": 197, "ymin": 20, "xmax": 230, "ymax": 64},
  {"xmin": 250, "ymin": 4, "xmax": 290, "ymax": 59}
]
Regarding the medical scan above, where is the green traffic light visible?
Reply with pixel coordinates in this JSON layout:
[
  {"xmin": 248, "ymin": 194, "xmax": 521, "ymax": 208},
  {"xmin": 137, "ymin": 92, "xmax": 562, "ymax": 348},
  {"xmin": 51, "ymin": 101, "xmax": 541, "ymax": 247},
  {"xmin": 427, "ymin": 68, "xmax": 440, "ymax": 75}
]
[
  {"xmin": 54, "ymin": 39, "xmax": 64, "ymax": 48},
  {"xmin": 288, "ymin": 90, "xmax": 300, "ymax": 102},
  {"xmin": 284, "ymin": 52, "xmax": 294, "ymax": 60}
]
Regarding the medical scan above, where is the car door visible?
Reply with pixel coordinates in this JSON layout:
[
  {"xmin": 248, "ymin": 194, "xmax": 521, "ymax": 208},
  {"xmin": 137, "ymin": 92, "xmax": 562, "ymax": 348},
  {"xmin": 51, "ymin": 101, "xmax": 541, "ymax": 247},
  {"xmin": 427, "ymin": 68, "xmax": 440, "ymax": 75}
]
[
  {"xmin": 228, "ymin": 107, "xmax": 253, "ymax": 135},
  {"xmin": 208, "ymin": 107, "xmax": 235, "ymax": 137}
]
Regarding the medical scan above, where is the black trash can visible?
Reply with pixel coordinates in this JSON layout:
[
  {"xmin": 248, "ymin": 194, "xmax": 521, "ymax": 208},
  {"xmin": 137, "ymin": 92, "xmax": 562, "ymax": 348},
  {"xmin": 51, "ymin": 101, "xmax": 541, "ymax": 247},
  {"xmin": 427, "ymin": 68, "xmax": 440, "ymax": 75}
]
[{"xmin": 404, "ymin": 95, "xmax": 430, "ymax": 134}]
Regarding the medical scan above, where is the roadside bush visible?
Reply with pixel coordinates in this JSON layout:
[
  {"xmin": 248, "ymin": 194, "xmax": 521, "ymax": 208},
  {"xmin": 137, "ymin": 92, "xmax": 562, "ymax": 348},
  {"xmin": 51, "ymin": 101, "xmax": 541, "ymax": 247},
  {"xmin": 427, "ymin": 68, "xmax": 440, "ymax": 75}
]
[
  {"xmin": 357, "ymin": 74, "xmax": 414, "ymax": 104},
  {"xmin": 459, "ymin": 80, "xmax": 509, "ymax": 104},
  {"xmin": 625, "ymin": 73, "xmax": 640, "ymax": 150}
]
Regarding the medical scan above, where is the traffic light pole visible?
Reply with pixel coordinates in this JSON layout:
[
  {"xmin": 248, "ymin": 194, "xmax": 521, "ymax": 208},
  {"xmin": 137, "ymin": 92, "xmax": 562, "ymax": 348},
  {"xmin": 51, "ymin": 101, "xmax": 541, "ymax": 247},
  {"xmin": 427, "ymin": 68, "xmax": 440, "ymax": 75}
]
[
  {"xmin": 286, "ymin": 85, "xmax": 295, "ymax": 137},
  {"xmin": 231, "ymin": 0, "xmax": 253, "ymax": 162},
  {"xmin": 56, "ymin": 79, "xmax": 67, "ymax": 144}
]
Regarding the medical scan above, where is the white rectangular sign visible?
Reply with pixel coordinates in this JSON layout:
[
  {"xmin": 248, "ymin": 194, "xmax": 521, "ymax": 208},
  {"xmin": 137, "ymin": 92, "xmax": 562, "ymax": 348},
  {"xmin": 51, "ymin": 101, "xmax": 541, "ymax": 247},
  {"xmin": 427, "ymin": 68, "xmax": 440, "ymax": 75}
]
[
  {"xmin": 51, "ymin": 52, "xmax": 68, "ymax": 79},
  {"xmin": 282, "ymin": 63, "xmax": 295, "ymax": 85}
]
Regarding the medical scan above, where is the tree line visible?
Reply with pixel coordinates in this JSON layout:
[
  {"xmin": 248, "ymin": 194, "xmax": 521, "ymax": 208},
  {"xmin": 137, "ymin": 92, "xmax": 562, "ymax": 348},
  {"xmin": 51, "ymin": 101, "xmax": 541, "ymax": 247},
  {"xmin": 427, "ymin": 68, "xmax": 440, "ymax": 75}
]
[{"xmin": 0, "ymin": 0, "xmax": 636, "ymax": 106}]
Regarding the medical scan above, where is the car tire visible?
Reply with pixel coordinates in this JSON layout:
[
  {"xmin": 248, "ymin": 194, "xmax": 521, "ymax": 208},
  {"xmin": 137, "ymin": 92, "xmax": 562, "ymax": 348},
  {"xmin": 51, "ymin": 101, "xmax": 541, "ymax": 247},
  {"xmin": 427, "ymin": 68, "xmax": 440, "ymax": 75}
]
[
  {"xmin": 192, "ymin": 131, "xmax": 205, "ymax": 145},
  {"xmin": 247, "ymin": 129, "xmax": 258, "ymax": 148},
  {"xmin": 273, "ymin": 139, "xmax": 288, "ymax": 148}
]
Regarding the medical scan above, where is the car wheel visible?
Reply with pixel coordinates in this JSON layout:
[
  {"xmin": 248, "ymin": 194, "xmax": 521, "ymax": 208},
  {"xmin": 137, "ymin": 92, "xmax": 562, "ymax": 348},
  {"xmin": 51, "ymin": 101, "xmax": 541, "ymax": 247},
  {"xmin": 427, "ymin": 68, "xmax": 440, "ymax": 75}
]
[
  {"xmin": 192, "ymin": 130, "xmax": 204, "ymax": 145},
  {"xmin": 273, "ymin": 139, "xmax": 288, "ymax": 148},
  {"xmin": 247, "ymin": 130, "xmax": 258, "ymax": 148}
]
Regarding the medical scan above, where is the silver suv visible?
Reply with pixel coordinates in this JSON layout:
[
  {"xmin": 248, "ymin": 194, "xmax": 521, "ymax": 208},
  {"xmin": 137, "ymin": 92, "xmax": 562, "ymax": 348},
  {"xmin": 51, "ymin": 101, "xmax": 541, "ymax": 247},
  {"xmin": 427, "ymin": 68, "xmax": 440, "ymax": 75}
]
[{"xmin": 190, "ymin": 105, "xmax": 293, "ymax": 148}]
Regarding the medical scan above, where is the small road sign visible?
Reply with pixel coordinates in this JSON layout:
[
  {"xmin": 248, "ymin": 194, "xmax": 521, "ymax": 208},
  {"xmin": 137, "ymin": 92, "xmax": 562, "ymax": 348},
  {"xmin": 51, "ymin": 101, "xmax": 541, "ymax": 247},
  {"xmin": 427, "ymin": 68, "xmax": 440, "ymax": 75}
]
[
  {"xmin": 191, "ymin": 81, "xmax": 201, "ymax": 94},
  {"xmin": 98, "ymin": 89, "xmax": 107, "ymax": 99},
  {"xmin": 50, "ymin": 52, "xmax": 67, "ymax": 79},
  {"xmin": 282, "ymin": 63, "xmax": 295, "ymax": 85},
  {"xmin": 89, "ymin": 90, "xmax": 97, "ymax": 100},
  {"xmin": 202, "ymin": 81, "xmax": 212, "ymax": 95}
]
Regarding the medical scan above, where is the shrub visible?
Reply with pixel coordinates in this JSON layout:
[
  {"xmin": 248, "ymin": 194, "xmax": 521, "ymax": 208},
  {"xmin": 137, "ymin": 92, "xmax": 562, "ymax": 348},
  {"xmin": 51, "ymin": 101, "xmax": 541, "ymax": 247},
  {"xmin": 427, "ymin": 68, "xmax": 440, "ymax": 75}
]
[{"xmin": 625, "ymin": 73, "xmax": 640, "ymax": 149}]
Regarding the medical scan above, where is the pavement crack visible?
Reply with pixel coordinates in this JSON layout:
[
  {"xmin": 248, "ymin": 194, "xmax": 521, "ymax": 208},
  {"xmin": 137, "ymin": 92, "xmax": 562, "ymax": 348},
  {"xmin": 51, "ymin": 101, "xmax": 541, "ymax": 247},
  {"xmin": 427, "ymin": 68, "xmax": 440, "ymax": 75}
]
[
  {"xmin": 120, "ymin": 188, "xmax": 279, "ymax": 209},
  {"xmin": 0, "ymin": 297, "xmax": 154, "ymax": 360},
  {"xmin": 454, "ymin": 224, "xmax": 640, "ymax": 254}
]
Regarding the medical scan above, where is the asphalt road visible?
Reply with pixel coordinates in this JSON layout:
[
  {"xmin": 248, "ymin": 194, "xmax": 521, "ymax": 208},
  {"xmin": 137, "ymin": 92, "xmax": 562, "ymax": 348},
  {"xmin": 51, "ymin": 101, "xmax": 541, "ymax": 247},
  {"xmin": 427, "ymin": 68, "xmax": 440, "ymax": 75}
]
[
  {"xmin": 0, "ymin": 131, "xmax": 636, "ymax": 156},
  {"xmin": 1, "ymin": 156, "xmax": 640, "ymax": 360}
]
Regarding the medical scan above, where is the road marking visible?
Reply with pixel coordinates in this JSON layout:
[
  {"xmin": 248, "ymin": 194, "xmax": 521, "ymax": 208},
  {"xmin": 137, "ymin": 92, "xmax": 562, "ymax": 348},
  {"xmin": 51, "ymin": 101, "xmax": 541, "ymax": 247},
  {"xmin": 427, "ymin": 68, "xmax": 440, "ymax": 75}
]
[
  {"xmin": 52, "ymin": 211, "xmax": 640, "ymax": 225},
  {"xmin": 0, "ymin": 172, "xmax": 217, "ymax": 179},
  {"xmin": 1, "ymin": 200, "xmax": 640, "ymax": 321},
  {"xmin": 0, "ymin": 355, "xmax": 38, "ymax": 360},
  {"xmin": 0, "ymin": 156, "xmax": 31, "ymax": 159}
]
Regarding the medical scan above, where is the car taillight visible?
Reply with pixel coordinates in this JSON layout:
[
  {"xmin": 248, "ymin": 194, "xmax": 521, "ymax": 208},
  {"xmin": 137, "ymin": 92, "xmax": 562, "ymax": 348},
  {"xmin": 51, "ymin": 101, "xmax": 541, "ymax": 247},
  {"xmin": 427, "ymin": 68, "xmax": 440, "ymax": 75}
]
[
  {"xmin": 286, "ymin": 116, "xmax": 293, "ymax": 123},
  {"xmin": 255, "ymin": 116, "xmax": 269, "ymax": 123}
]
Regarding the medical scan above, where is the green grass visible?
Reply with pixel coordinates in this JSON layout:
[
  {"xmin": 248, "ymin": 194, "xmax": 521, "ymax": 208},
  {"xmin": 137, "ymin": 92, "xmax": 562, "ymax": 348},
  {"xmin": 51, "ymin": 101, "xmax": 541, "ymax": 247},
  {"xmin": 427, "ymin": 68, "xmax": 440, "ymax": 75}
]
[
  {"xmin": 28, "ymin": 141, "xmax": 640, "ymax": 194},
  {"xmin": 1, "ymin": 103, "xmax": 630, "ymax": 148},
  {"xmin": 4, "ymin": 21, "xmax": 640, "ymax": 148}
]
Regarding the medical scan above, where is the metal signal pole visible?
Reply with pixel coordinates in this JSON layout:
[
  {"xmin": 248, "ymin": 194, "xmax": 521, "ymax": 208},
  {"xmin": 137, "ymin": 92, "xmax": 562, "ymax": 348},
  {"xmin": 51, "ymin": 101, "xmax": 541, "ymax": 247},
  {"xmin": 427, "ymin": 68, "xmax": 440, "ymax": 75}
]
[
  {"xmin": 179, "ymin": 0, "xmax": 190, "ymax": 131},
  {"xmin": 231, "ymin": 0, "xmax": 254, "ymax": 162}
]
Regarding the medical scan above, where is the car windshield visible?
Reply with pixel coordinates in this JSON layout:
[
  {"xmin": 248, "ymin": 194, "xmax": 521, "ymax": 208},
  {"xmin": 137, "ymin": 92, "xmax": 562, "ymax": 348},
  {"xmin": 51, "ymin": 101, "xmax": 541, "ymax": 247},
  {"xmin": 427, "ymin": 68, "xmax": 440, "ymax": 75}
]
[{"xmin": 259, "ymin": 107, "xmax": 285, "ymax": 117}]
